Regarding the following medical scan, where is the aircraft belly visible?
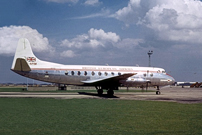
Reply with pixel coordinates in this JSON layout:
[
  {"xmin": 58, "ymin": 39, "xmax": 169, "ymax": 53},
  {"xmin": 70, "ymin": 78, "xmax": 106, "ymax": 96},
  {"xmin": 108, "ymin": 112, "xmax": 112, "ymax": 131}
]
[
  {"xmin": 60, "ymin": 75, "xmax": 88, "ymax": 85},
  {"xmin": 120, "ymin": 80, "xmax": 146, "ymax": 87},
  {"xmin": 14, "ymin": 71, "xmax": 87, "ymax": 85},
  {"xmin": 37, "ymin": 74, "xmax": 87, "ymax": 85}
]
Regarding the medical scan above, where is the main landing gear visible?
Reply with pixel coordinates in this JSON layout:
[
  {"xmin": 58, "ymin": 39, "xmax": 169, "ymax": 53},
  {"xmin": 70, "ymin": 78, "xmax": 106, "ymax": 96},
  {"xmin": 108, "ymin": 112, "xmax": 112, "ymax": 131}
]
[
  {"xmin": 96, "ymin": 86, "xmax": 114, "ymax": 97},
  {"xmin": 156, "ymin": 86, "xmax": 161, "ymax": 95},
  {"xmin": 107, "ymin": 89, "xmax": 114, "ymax": 97},
  {"xmin": 97, "ymin": 89, "xmax": 103, "ymax": 95}
]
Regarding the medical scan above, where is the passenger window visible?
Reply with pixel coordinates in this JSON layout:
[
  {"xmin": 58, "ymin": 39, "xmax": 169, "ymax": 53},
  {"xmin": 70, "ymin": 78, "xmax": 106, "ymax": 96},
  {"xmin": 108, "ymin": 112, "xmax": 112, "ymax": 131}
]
[
  {"xmin": 71, "ymin": 71, "xmax": 74, "ymax": 76},
  {"xmin": 65, "ymin": 71, "xmax": 68, "ymax": 75},
  {"xmin": 98, "ymin": 72, "xmax": 102, "ymax": 76},
  {"xmin": 150, "ymin": 74, "xmax": 153, "ymax": 77},
  {"xmin": 77, "ymin": 71, "xmax": 81, "ymax": 76},
  {"xmin": 143, "ymin": 74, "xmax": 146, "ymax": 77},
  {"xmin": 118, "ymin": 72, "xmax": 121, "ymax": 76},
  {"xmin": 111, "ymin": 72, "xmax": 114, "ymax": 76},
  {"xmin": 84, "ymin": 71, "xmax": 87, "ymax": 76},
  {"xmin": 92, "ymin": 71, "xmax": 95, "ymax": 76},
  {"xmin": 105, "ymin": 72, "xmax": 108, "ymax": 76}
]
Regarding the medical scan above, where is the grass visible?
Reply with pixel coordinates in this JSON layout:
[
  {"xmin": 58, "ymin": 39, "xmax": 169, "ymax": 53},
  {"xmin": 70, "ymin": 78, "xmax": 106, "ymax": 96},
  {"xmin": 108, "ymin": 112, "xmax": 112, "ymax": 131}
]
[
  {"xmin": 0, "ymin": 98, "xmax": 201, "ymax": 135},
  {"xmin": 0, "ymin": 87, "xmax": 25, "ymax": 92}
]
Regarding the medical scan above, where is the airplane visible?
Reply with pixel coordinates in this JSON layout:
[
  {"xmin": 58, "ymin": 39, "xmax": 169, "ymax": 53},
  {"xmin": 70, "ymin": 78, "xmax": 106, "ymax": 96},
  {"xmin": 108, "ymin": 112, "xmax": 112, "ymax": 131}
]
[{"xmin": 11, "ymin": 38, "xmax": 175, "ymax": 96}]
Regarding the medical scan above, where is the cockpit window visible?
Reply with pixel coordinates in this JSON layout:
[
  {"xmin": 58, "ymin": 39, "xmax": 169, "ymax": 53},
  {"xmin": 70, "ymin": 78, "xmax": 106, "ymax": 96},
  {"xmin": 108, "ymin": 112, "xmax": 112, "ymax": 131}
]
[{"xmin": 157, "ymin": 70, "xmax": 166, "ymax": 74}]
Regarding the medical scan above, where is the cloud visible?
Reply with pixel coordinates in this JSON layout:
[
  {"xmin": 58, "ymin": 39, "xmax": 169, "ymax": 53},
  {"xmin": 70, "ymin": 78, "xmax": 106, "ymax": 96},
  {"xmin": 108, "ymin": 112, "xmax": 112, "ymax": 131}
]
[
  {"xmin": 113, "ymin": 0, "xmax": 146, "ymax": 26},
  {"xmin": 60, "ymin": 50, "xmax": 76, "ymax": 58},
  {"xmin": 72, "ymin": 9, "xmax": 110, "ymax": 19},
  {"xmin": 61, "ymin": 28, "xmax": 120, "ymax": 49},
  {"xmin": 84, "ymin": 0, "xmax": 101, "ymax": 6},
  {"xmin": 44, "ymin": 0, "xmax": 78, "ymax": 3},
  {"xmin": 88, "ymin": 28, "xmax": 120, "ymax": 43},
  {"xmin": 114, "ymin": 0, "xmax": 202, "ymax": 44},
  {"xmin": 143, "ymin": 0, "xmax": 202, "ymax": 43},
  {"xmin": 0, "ymin": 25, "xmax": 54, "ymax": 56},
  {"xmin": 59, "ymin": 28, "xmax": 145, "ymax": 59},
  {"xmin": 116, "ymin": 38, "xmax": 144, "ymax": 49}
]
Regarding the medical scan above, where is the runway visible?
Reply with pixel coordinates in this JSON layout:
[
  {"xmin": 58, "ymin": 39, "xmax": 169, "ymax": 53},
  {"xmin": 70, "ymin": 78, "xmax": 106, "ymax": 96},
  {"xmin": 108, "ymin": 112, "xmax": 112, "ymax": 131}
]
[
  {"xmin": 117, "ymin": 87, "xmax": 202, "ymax": 103},
  {"xmin": 0, "ymin": 87, "xmax": 202, "ymax": 103}
]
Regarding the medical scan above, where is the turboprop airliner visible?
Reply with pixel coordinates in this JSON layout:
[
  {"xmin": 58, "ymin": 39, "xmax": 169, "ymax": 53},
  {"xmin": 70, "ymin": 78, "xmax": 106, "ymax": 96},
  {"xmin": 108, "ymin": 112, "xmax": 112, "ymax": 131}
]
[{"xmin": 11, "ymin": 38, "xmax": 175, "ymax": 96}]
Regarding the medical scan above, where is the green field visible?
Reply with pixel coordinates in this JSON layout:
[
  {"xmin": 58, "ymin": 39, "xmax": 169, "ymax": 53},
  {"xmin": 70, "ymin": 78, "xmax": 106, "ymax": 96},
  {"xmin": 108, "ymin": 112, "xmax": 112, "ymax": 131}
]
[{"xmin": 0, "ymin": 98, "xmax": 201, "ymax": 135}]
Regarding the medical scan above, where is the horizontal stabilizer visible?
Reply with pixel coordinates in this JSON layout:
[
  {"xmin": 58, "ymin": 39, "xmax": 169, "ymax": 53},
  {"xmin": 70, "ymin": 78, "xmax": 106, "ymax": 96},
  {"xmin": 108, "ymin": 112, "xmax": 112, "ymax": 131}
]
[{"xmin": 13, "ymin": 58, "xmax": 31, "ymax": 71}]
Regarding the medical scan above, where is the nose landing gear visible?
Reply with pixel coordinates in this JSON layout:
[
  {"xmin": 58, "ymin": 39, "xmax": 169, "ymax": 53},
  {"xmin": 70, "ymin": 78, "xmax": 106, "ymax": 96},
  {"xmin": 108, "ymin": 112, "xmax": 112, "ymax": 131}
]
[
  {"xmin": 156, "ymin": 91, "xmax": 161, "ymax": 95},
  {"xmin": 156, "ymin": 86, "xmax": 161, "ymax": 95}
]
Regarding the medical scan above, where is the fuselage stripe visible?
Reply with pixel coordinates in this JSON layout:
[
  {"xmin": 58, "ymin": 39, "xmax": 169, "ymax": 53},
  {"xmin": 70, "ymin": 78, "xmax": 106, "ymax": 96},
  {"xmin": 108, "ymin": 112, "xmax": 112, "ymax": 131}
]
[{"xmin": 31, "ymin": 68, "xmax": 160, "ymax": 73}]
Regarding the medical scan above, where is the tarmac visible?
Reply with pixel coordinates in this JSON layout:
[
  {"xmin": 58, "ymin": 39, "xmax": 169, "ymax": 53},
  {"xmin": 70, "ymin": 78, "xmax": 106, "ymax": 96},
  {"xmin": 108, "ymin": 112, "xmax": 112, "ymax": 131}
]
[{"xmin": 0, "ymin": 87, "xmax": 202, "ymax": 104}]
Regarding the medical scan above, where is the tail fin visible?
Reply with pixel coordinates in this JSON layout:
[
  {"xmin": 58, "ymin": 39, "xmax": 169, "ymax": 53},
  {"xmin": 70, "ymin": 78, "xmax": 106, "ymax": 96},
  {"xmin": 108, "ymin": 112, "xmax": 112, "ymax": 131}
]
[{"xmin": 11, "ymin": 38, "xmax": 37, "ymax": 71}]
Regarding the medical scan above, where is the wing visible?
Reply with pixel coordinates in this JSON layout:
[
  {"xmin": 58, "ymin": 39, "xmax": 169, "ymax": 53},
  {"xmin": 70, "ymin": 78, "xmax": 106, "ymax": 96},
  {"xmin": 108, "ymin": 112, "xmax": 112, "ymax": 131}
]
[{"xmin": 82, "ymin": 73, "xmax": 136, "ymax": 86}]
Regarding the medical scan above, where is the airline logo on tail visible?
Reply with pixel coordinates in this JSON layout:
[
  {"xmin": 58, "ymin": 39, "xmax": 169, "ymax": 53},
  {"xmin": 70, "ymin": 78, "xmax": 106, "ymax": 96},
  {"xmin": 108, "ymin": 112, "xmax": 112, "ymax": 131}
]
[
  {"xmin": 27, "ymin": 57, "xmax": 36, "ymax": 62},
  {"xmin": 27, "ymin": 57, "xmax": 37, "ymax": 65}
]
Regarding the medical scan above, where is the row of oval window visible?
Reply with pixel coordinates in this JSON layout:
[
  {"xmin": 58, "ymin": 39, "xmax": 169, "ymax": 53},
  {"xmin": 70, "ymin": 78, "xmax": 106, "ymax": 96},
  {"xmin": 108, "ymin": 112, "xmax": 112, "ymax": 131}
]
[
  {"xmin": 65, "ymin": 71, "xmax": 121, "ymax": 76},
  {"xmin": 64, "ymin": 71, "xmax": 153, "ymax": 77}
]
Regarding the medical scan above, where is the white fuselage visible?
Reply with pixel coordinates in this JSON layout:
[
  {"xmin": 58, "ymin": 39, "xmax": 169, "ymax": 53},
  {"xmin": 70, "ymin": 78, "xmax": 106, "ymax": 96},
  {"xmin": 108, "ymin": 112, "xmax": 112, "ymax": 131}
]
[{"xmin": 13, "ymin": 64, "xmax": 175, "ymax": 87}]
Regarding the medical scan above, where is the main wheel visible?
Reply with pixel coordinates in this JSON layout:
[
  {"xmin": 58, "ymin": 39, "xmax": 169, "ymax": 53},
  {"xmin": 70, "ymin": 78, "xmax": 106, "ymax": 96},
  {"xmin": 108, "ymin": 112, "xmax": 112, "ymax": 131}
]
[
  {"xmin": 107, "ymin": 90, "xmax": 114, "ymax": 97},
  {"xmin": 97, "ymin": 89, "xmax": 103, "ymax": 95}
]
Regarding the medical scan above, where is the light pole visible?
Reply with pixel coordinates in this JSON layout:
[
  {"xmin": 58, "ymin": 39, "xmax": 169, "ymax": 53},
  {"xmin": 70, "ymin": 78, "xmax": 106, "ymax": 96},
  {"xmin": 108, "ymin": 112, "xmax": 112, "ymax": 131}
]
[{"xmin": 148, "ymin": 50, "xmax": 153, "ymax": 67}]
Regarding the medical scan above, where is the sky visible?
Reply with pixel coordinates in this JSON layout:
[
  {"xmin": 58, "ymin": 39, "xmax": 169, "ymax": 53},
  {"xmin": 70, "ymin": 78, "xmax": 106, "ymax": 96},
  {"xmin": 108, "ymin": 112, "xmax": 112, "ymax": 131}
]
[{"xmin": 0, "ymin": 0, "xmax": 202, "ymax": 83}]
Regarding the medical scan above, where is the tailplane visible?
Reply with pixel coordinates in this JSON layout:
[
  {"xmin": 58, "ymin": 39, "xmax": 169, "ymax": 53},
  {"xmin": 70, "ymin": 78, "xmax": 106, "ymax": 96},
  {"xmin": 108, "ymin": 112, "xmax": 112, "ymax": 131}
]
[{"xmin": 11, "ymin": 38, "xmax": 38, "ymax": 71}]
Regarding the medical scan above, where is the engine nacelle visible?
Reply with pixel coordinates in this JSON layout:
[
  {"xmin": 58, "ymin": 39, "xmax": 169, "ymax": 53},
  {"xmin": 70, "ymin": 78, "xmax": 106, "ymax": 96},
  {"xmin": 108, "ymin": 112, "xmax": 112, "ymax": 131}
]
[{"xmin": 120, "ymin": 78, "xmax": 151, "ymax": 87}]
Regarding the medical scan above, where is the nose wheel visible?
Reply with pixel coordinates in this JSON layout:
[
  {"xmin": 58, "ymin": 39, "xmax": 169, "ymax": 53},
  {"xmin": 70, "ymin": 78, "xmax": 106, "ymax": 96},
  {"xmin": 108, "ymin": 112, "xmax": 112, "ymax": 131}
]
[
  {"xmin": 156, "ymin": 86, "xmax": 161, "ymax": 95},
  {"xmin": 156, "ymin": 91, "xmax": 161, "ymax": 95}
]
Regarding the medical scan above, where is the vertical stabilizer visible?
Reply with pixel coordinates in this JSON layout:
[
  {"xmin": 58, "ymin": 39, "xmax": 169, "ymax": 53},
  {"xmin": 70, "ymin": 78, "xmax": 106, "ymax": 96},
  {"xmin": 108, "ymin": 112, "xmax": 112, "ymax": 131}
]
[{"xmin": 11, "ymin": 38, "xmax": 37, "ymax": 71}]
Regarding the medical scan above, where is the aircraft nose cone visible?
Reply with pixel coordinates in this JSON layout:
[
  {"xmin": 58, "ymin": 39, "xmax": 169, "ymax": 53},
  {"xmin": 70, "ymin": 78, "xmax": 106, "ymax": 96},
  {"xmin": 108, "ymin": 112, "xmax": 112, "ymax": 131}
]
[
  {"xmin": 169, "ymin": 76, "xmax": 175, "ymax": 85},
  {"xmin": 171, "ymin": 78, "xmax": 175, "ymax": 85},
  {"xmin": 166, "ymin": 73, "xmax": 175, "ymax": 85}
]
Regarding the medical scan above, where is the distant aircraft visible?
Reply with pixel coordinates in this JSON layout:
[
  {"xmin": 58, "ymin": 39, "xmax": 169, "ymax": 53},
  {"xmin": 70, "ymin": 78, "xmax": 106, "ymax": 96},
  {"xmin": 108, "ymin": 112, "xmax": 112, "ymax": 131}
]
[{"xmin": 11, "ymin": 38, "xmax": 175, "ymax": 96}]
